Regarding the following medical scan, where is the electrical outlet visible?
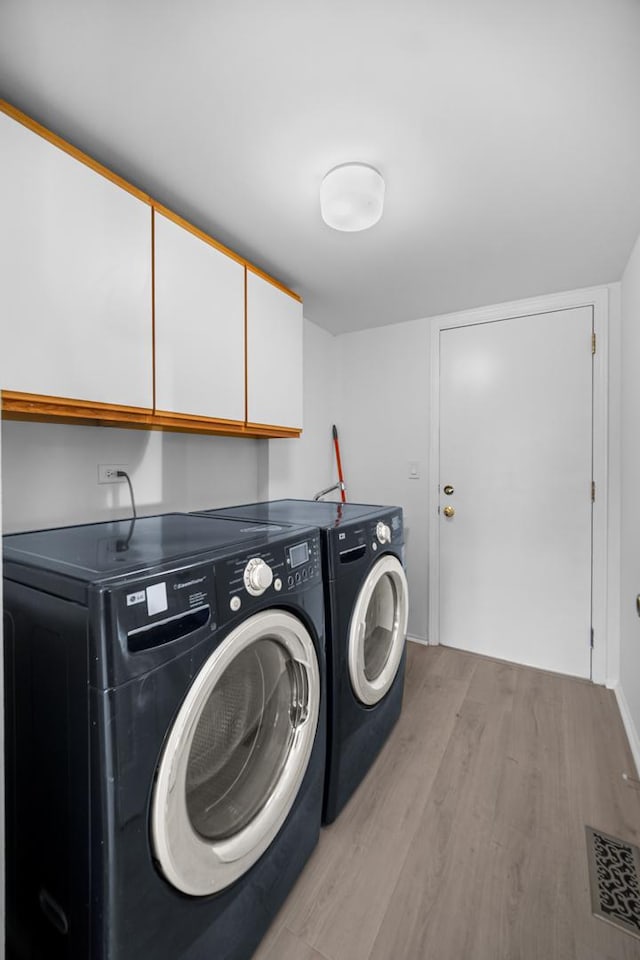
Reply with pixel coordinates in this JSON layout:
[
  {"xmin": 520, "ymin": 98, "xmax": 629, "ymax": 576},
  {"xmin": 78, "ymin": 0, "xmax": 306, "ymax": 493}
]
[{"xmin": 98, "ymin": 464, "xmax": 127, "ymax": 484}]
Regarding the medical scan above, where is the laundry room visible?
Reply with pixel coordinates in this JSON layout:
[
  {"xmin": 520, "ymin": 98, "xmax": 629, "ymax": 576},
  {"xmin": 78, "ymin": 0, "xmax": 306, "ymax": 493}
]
[{"xmin": 2, "ymin": 1, "xmax": 640, "ymax": 958}]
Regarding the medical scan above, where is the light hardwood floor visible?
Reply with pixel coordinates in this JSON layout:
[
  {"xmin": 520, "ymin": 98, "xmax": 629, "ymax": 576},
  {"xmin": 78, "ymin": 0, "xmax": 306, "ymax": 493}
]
[{"xmin": 254, "ymin": 642, "xmax": 640, "ymax": 960}]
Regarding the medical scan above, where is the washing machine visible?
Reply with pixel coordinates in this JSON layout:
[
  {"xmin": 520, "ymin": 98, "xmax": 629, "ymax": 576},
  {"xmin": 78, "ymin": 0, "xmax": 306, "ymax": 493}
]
[
  {"xmin": 3, "ymin": 512, "xmax": 325, "ymax": 960},
  {"xmin": 194, "ymin": 501, "xmax": 408, "ymax": 824}
]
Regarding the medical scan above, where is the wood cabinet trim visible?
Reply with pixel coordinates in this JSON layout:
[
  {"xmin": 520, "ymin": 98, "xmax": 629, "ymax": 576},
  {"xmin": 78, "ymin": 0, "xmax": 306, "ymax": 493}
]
[
  {"xmin": 1, "ymin": 393, "xmax": 301, "ymax": 439},
  {"xmin": 245, "ymin": 263, "xmax": 302, "ymax": 302},
  {"xmin": 244, "ymin": 421, "xmax": 302, "ymax": 438},
  {"xmin": 244, "ymin": 267, "xmax": 249, "ymax": 422},
  {"xmin": 153, "ymin": 203, "xmax": 246, "ymax": 268},
  {"xmin": 0, "ymin": 99, "xmax": 153, "ymax": 206},
  {"xmin": 151, "ymin": 205, "xmax": 157, "ymax": 410},
  {"xmin": 1, "ymin": 391, "xmax": 152, "ymax": 417},
  {"xmin": 151, "ymin": 411, "xmax": 245, "ymax": 435},
  {"xmin": 153, "ymin": 408, "xmax": 242, "ymax": 427}
]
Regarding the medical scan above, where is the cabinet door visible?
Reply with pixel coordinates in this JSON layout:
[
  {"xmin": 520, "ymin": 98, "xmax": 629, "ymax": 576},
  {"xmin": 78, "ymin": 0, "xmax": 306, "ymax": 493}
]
[
  {"xmin": 246, "ymin": 272, "xmax": 303, "ymax": 429},
  {"xmin": 154, "ymin": 212, "xmax": 245, "ymax": 422},
  {"xmin": 0, "ymin": 112, "xmax": 152, "ymax": 408}
]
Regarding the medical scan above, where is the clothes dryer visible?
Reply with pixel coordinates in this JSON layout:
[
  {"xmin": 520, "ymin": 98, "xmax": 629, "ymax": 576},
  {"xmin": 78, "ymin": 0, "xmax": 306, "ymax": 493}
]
[
  {"xmin": 194, "ymin": 501, "xmax": 408, "ymax": 823},
  {"xmin": 3, "ymin": 513, "xmax": 325, "ymax": 960}
]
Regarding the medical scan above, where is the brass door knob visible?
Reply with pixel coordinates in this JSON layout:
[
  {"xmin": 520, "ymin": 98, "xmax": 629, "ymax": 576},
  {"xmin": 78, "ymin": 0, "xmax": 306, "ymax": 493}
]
[{"xmin": 443, "ymin": 505, "xmax": 455, "ymax": 518}]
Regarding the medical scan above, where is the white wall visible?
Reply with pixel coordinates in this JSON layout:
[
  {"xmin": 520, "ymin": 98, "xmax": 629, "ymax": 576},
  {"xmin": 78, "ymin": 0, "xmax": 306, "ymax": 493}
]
[
  {"xmin": 266, "ymin": 315, "xmax": 430, "ymax": 643},
  {"xmin": 1, "ymin": 420, "xmax": 263, "ymax": 532},
  {"xmin": 337, "ymin": 318, "xmax": 430, "ymax": 642},
  {"xmin": 618, "ymin": 229, "xmax": 640, "ymax": 771},
  {"xmin": 267, "ymin": 318, "xmax": 339, "ymax": 501}
]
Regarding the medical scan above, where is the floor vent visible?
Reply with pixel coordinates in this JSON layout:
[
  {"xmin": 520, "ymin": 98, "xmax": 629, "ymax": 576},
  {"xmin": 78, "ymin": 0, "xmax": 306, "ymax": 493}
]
[{"xmin": 586, "ymin": 826, "xmax": 640, "ymax": 939}]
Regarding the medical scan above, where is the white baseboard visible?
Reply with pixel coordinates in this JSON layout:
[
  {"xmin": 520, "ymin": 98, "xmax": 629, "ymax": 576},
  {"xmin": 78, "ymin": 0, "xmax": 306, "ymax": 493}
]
[
  {"xmin": 407, "ymin": 634, "xmax": 431, "ymax": 646},
  {"xmin": 614, "ymin": 684, "xmax": 640, "ymax": 778}
]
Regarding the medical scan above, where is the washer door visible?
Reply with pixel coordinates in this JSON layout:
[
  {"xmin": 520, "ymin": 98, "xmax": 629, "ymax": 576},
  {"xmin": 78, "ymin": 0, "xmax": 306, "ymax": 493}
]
[
  {"xmin": 151, "ymin": 610, "xmax": 320, "ymax": 896},
  {"xmin": 348, "ymin": 555, "xmax": 409, "ymax": 706}
]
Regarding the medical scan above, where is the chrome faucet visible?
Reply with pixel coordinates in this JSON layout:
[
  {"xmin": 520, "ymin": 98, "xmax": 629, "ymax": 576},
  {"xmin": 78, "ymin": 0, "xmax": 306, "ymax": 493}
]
[{"xmin": 313, "ymin": 481, "xmax": 345, "ymax": 501}]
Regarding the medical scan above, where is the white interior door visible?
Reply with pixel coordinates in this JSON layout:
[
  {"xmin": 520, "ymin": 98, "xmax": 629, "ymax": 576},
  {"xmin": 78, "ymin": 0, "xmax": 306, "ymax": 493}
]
[{"xmin": 438, "ymin": 306, "xmax": 593, "ymax": 678}]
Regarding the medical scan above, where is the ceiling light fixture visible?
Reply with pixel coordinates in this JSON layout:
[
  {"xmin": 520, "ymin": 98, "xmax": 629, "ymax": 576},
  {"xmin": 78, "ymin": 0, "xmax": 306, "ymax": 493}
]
[{"xmin": 320, "ymin": 162, "xmax": 385, "ymax": 232}]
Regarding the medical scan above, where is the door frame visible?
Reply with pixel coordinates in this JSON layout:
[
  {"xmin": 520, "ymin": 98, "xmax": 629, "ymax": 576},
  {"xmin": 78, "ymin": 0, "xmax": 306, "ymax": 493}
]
[{"xmin": 428, "ymin": 285, "xmax": 610, "ymax": 683}]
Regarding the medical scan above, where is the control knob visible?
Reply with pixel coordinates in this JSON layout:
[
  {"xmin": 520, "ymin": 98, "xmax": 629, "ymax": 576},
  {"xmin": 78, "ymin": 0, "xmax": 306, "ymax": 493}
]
[
  {"xmin": 376, "ymin": 521, "xmax": 391, "ymax": 544},
  {"xmin": 243, "ymin": 557, "xmax": 274, "ymax": 596}
]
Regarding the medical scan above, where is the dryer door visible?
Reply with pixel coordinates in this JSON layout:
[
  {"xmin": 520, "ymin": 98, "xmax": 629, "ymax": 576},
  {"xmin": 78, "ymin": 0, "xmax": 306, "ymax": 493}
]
[
  {"xmin": 151, "ymin": 610, "xmax": 320, "ymax": 896},
  {"xmin": 348, "ymin": 555, "xmax": 409, "ymax": 706}
]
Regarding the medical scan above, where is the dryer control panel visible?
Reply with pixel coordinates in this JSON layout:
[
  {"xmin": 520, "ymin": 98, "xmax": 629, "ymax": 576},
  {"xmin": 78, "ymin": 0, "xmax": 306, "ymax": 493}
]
[
  {"xmin": 367, "ymin": 511, "xmax": 403, "ymax": 551},
  {"xmin": 329, "ymin": 509, "xmax": 404, "ymax": 580}
]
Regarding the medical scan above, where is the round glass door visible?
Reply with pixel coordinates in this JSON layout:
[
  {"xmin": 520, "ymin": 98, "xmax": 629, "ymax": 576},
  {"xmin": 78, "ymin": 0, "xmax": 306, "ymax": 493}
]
[
  {"xmin": 348, "ymin": 555, "xmax": 409, "ymax": 706},
  {"xmin": 151, "ymin": 610, "xmax": 320, "ymax": 896}
]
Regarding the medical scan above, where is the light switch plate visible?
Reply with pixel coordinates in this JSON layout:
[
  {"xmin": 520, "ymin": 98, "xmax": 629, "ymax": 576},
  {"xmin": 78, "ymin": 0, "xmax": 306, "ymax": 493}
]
[{"xmin": 409, "ymin": 461, "xmax": 420, "ymax": 479}]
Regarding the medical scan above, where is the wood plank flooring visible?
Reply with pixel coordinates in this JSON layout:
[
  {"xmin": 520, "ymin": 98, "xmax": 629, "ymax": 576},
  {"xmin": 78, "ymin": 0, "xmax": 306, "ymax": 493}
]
[{"xmin": 254, "ymin": 642, "xmax": 640, "ymax": 960}]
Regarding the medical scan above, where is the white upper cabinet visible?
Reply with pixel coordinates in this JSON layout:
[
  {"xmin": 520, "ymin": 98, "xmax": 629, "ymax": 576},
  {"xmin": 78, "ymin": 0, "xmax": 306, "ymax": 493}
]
[
  {"xmin": 246, "ymin": 272, "xmax": 303, "ymax": 429},
  {"xmin": 1, "ymin": 103, "xmax": 304, "ymax": 438},
  {"xmin": 154, "ymin": 212, "xmax": 245, "ymax": 422},
  {"xmin": 0, "ymin": 111, "xmax": 152, "ymax": 408}
]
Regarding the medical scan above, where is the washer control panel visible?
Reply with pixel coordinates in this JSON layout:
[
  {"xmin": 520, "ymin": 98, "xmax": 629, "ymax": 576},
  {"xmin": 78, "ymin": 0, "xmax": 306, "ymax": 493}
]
[
  {"xmin": 243, "ymin": 557, "xmax": 274, "ymax": 596},
  {"xmin": 219, "ymin": 532, "xmax": 321, "ymax": 618},
  {"xmin": 284, "ymin": 537, "xmax": 322, "ymax": 590}
]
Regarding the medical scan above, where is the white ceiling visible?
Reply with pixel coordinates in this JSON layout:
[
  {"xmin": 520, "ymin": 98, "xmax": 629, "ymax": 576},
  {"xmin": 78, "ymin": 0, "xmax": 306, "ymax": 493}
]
[{"xmin": 1, "ymin": 0, "xmax": 640, "ymax": 334}]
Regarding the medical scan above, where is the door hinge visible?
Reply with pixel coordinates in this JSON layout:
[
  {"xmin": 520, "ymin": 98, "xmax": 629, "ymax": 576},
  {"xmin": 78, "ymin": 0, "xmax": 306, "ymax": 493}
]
[
  {"xmin": 591, "ymin": 627, "xmax": 594, "ymax": 648},
  {"xmin": 591, "ymin": 480, "xmax": 596, "ymax": 502},
  {"xmin": 592, "ymin": 332, "xmax": 596, "ymax": 355}
]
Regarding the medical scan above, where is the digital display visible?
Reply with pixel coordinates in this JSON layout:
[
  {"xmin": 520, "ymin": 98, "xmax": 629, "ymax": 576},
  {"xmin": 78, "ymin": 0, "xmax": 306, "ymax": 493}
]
[{"xmin": 289, "ymin": 541, "xmax": 310, "ymax": 569}]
